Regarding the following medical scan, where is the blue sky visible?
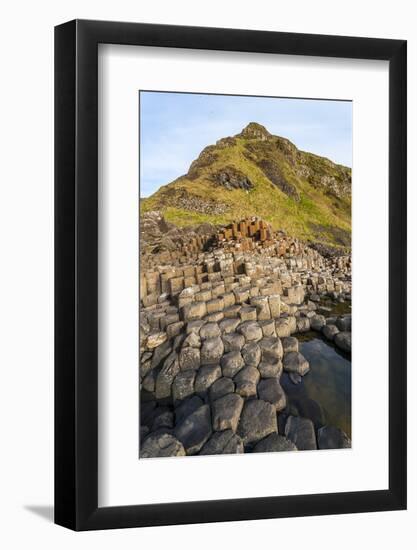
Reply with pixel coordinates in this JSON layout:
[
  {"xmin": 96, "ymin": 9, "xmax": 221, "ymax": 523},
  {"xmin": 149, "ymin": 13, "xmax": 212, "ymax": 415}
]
[{"xmin": 140, "ymin": 91, "xmax": 352, "ymax": 197}]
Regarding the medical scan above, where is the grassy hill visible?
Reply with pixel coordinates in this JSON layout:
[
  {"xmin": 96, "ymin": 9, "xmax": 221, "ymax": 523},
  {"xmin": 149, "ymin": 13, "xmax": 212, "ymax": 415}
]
[{"xmin": 141, "ymin": 122, "xmax": 351, "ymax": 248}]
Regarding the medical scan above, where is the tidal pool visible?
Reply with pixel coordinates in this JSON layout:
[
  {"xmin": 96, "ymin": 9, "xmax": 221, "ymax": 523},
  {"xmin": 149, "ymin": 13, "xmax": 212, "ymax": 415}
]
[{"xmin": 281, "ymin": 332, "xmax": 351, "ymax": 438}]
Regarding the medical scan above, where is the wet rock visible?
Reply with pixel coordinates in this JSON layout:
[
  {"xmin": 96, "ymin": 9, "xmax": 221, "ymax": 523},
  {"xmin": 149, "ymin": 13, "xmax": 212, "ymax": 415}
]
[
  {"xmin": 174, "ymin": 404, "xmax": 212, "ymax": 455},
  {"xmin": 334, "ymin": 331, "xmax": 351, "ymax": 353},
  {"xmin": 289, "ymin": 372, "xmax": 302, "ymax": 384},
  {"xmin": 221, "ymin": 350, "xmax": 245, "ymax": 378},
  {"xmin": 253, "ymin": 432, "xmax": 297, "ymax": 453},
  {"xmin": 212, "ymin": 393, "xmax": 244, "ymax": 432},
  {"xmin": 241, "ymin": 342, "xmax": 261, "ymax": 367},
  {"xmin": 234, "ymin": 366, "xmax": 260, "ymax": 398},
  {"xmin": 141, "ymin": 433, "xmax": 186, "ymax": 458},
  {"xmin": 257, "ymin": 378, "xmax": 286, "ymax": 411},
  {"xmin": 322, "ymin": 324, "xmax": 339, "ymax": 341},
  {"xmin": 285, "ymin": 416, "xmax": 317, "ymax": 450},
  {"xmin": 238, "ymin": 321, "xmax": 263, "ymax": 341},
  {"xmin": 179, "ymin": 346, "xmax": 201, "ymax": 371},
  {"xmin": 172, "ymin": 370, "xmax": 196, "ymax": 402},
  {"xmin": 195, "ymin": 364, "xmax": 222, "ymax": 393},
  {"xmin": 283, "ymin": 351, "xmax": 310, "ymax": 376},
  {"xmin": 201, "ymin": 336, "xmax": 224, "ymax": 364},
  {"xmin": 237, "ymin": 399, "xmax": 278, "ymax": 445},
  {"xmin": 318, "ymin": 425, "xmax": 351, "ymax": 449},
  {"xmin": 199, "ymin": 430, "xmax": 244, "ymax": 455},
  {"xmin": 281, "ymin": 336, "xmax": 299, "ymax": 354}
]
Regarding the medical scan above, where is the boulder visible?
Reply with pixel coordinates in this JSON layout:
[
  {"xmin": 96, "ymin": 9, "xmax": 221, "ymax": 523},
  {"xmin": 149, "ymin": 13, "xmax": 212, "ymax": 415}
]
[
  {"xmin": 155, "ymin": 352, "xmax": 180, "ymax": 399},
  {"xmin": 283, "ymin": 351, "xmax": 310, "ymax": 376},
  {"xmin": 322, "ymin": 324, "xmax": 339, "ymax": 341},
  {"xmin": 258, "ymin": 360, "xmax": 283, "ymax": 379},
  {"xmin": 241, "ymin": 342, "xmax": 261, "ymax": 368},
  {"xmin": 172, "ymin": 370, "xmax": 196, "ymax": 402},
  {"xmin": 336, "ymin": 315, "xmax": 351, "ymax": 332},
  {"xmin": 237, "ymin": 399, "xmax": 278, "ymax": 445},
  {"xmin": 221, "ymin": 350, "xmax": 245, "ymax": 378},
  {"xmin": 219, "ymin": 318, "xmax": 241, "ymax": 334},
  {"xmin": 194, "ymin": 364, "xmax": 222, "ymax": 393},
  {"xmin": 310, "ymin": 314, "xmax": 326, "ymax": 331},
  {"xmin": 296, "ymin": 317, "xmax": 310, "ymax": 333},
  {"xmin": 212, "ymin": 393, "xmax": 244, "ymax": 432},
  {"xmin": 318, "ymin": 425, "xmax": 351, "ymax": 449},
  {"xmin": 140, "ymin": 433, "xmax": 186, "ymax": 458},
  {"xmin": 181, "ymin": 301, "xmax": 207, "ymax": 321},
  {"xmin": 174, "ymin": 404, "xmax": 212, "ymax": 455},
  {"xmin": 275, "ymin": 318, "xmax": 291, "ymax": 338},
  {"xmin": 175, "ymin": 395, "xmax": 204, "ymax": 425},
  {"xmin": 281, "ymin": 336, "xmax": 299, "ymax": 354},
  {"xmin": 253, "ymin": 433, "xmax": 297, "ymax": 453},
  {"xmin": 222, "ymin": 332, "xmax": 245, "ymax": 352},
  {"xmin": 179, "ymin": 346, "xmax": 200, "ymax": 371},
  {"xmin": 238, "ymin": 321, "xmax": 263, "ymax": 342},
  {"xmin": 259, "ymin": 319, "xmax": 277, "ymax": 337},
  {"xmin": 257, "ymin": 378, "xmax": 286, "ymax": 411},
  {"xmin": 199, "ymin": 430, "xmax": 244, "ymax": 455},
  {"xmin": 285, "ymin": 416, "xmax": 317, "ymax": 450},
  {"xmin": 182, "ymin": 331, "xmax": 201, "ymax": 349},
  {"xmin": 209, "ymin": 377, "xmax": 235, "ymax": 402},
  {"xmin": 234, "ymin": 366, "xmax": 260, "ymax": 398},
  {"xmin": 201, "ymin": 336, "xmax": 224, "ymax": 365},
  {"xmin": 259, "ymin": 337, "xmax": 283, "ymax": 362},
  {"xmin": 200, "ymin": 322, "xmax": 221, "ymax": 339},
  {"xmin": 334, "ymin": 331, "xmax": 352, "ymax": 353}
]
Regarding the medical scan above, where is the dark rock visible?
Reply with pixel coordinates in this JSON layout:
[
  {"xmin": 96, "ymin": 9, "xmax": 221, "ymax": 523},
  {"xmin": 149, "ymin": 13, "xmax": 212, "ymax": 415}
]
[
  {"xmin": 194, "ymin": 364, "xmax": 222, "ymax": 393},
  {"xmin": 253, "ymin": 433, "xmax": 297, "ymax": 453},
  {"xmin": 212, "ymin": 393, "xmax": 244, "ymax": 432},
  {"xmin": 237, "ymin": 399, "xmax": 278, "ymax": 445},
  {"xmin": 221, "ymin": 350, "xmax": 245, "ymax": 378},
  {"xmin": 199, "ymin": 430, "xmax": 244, "ymax": 455},
  {"xmin": 257, "ymin": 378, "xmax": 286, "ymax": 411},
  {"xmin": 209, "ymin": 377, "xmax": 235, "ymax": 401},
  {"xmin": 285, "ymin": 416, "xmax": 317, "ymax": 450},
  {"xmin": 174, "ymin": 404, "xmax": 212, "ymax": 455},
  {"xmin": 334, "ymin": 331, "xmax": 351, "ymax": 353},
  {"xmin": 175, "ymin": 395, "xmax": 204, "ymax": 425},
  {"xmin": 241, "ymin": 342, "xmax": 261, "ymax": 367},
  {"xmin": 318, "ymin": 425, "xmax": 351, "ymax": 449}
]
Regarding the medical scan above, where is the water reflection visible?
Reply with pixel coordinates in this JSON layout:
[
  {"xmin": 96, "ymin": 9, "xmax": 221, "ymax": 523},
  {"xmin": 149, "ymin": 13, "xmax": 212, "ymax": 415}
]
[{"xmin": 281, "ymin": 332, "xmax": 351, "ymax": 438}]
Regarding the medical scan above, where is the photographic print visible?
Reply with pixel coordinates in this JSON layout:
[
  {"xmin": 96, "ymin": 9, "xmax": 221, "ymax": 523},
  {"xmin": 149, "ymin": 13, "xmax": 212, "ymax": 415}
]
[{"xmin": 139, "ymin": 91, "xmax": 352, "ymax": 458}]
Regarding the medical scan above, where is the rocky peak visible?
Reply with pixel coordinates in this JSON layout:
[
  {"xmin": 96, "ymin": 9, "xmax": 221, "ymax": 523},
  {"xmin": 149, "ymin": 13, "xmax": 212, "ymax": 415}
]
[{"xmin": 238, "ymin": 122, "xmax": 271, "ymax": 141}]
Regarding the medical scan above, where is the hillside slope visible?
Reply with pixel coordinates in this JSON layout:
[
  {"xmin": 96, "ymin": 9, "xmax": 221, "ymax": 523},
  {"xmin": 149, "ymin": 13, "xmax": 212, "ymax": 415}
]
[{"xmin": 141, "ymin": 122, "xmax": 351, "ymax": 248}]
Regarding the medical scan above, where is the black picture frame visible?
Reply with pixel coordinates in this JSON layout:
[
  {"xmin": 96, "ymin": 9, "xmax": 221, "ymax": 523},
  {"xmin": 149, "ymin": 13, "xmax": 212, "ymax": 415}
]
[{"xmin": 55, "ymin": 19, "xmax": 407, "ymax": 531}]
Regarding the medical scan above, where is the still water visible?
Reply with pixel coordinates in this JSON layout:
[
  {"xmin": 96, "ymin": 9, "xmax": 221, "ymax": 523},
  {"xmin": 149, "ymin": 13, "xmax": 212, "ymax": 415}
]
[{"xmin": 281, "ymin": 332, "xmax": 351, "ymax": 438}]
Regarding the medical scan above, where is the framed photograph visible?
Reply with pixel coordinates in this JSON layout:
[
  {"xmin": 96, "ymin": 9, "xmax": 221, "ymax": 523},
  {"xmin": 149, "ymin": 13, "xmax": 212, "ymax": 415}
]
[{"xmin": 55, "ymin": 19, "xmax": 407, "ymax": 530}]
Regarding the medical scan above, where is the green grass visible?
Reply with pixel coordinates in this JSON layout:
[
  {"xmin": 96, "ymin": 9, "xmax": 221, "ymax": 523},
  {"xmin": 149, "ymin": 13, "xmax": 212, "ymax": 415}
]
[{"xmin": 141, "ymin": 129, "xmax": 351, "ymax": 247}]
